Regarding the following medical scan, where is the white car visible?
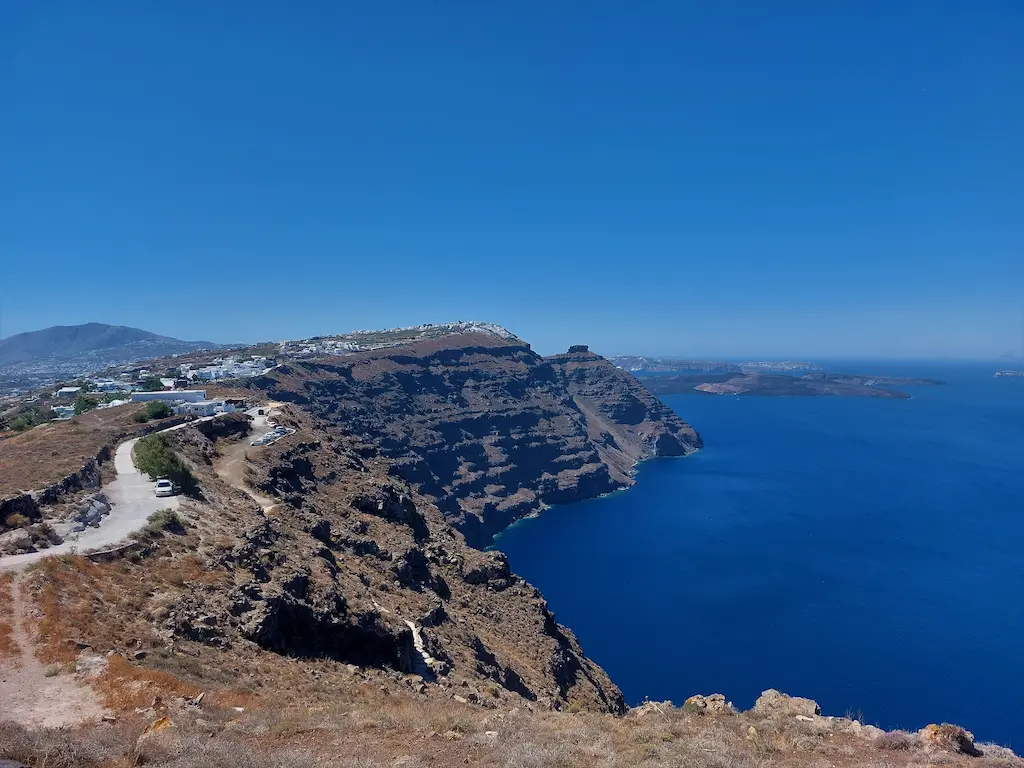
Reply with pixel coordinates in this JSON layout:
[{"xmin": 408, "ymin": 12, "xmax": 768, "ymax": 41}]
[{"xmin": 155, "ymin": 478, "xmax": 177, "ymax": 497}]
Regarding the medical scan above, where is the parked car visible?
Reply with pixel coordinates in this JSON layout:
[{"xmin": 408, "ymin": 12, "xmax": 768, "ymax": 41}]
[{"xmin": 155, "ymin": 478, "xmax": 178, "ymax": 497}]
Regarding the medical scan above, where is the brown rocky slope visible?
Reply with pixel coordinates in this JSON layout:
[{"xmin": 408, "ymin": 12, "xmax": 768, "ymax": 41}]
[{"xmin": 248, "ymin": 334, "xmax": 701, "ymax": 547}]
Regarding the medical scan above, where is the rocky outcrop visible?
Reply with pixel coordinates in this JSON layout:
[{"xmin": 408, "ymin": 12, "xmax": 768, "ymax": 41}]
[
  {"xmin": 683, "ymin": 693, "xmax": 733, "ymax": 714},
  {"xmin": 142, "ymin": 413, "xmax": 625, "ymax": 713},
  {"xmin": 1, "ymin": 457, "xmax": 104, "ymax": 532},
  {"xmin": 252, "ymin": 333, "xmax": 700, "ymax": 546},
  {"xmin": 0, "ymin": 494, "xmax": 40, "ymax": 530},
  {"xmin": 753, "ymin": 689, "xmax": 821, "ymax": 717},
  {"xmin": 920, "ymin": 724, "xmax": 981, "ymax": 756}
]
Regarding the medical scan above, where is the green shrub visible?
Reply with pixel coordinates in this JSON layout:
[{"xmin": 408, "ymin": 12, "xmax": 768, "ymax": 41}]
[
  {"xmin": 133, "ymin": 400, "xmax": 173, "ymax": 423},
  {"xmin": 140, "ymin": 376, "xmax": 165, "ymax": 392},
  {"xmin": 133, "ymin": 434, "xmax": 200, "ymax": 498},
  {"xmin": 73, "ymin": 395, "xmax": 100, "ymax": 415},
  {"xmin": 5, "ymin": 406, "xmax": 52, "ymax": 432},
  {"xmin": 145, "ymin": 400, "xmax": 174, "ymax": 419},
  {"xmin": 145, "ymin": 508, "xmax": 185, "ymax": 536}
]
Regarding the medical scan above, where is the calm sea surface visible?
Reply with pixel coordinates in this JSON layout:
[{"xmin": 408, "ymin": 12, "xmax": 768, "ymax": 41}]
[{"xmin": 494, "ymin": 362, "xmax": 1024, "ymax": 748}]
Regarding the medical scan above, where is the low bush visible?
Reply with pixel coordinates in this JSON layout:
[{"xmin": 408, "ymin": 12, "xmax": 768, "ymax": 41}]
[
  {"xmin": 146, "ymin": 400, "xmax": 174, "ymax": 419},
  {"xmin": 876, "ymin": 730, "xmax": 915, "ymax": 751},
  {"xmin": 5, "ymin": 406, "xmax": 52, "ymax": 432},
  {"xmin": 145, "ymin": 508, "xmax": 185, "ymax": 536},
  {"xmin": 133, "ymin": 400, "xmax": 175, "ymax": 423},
  {"xmin": 4, "ymin": 513, "xmax": 30, "ymax": 529},
  {"xmin": 73, "ymin": 395, "xmax": 100, "ymax": 415}
]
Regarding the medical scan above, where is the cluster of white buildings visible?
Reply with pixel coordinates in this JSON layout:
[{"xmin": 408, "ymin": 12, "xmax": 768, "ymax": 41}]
[
  {"xmin": 178, "ymin": 356, "xmax": 272, "ymax": 381},
  {"xmin": 130, "ymin": 389, "xmax": 237, "ymax": 417},
  {"xmin": 281, "ymin": 339, "xmax": 360, "ymax": 356}
]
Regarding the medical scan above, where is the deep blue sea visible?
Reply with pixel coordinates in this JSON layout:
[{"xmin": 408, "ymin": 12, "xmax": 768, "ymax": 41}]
[{"xmin": 494, "ymin": 362, "xmax": 1024, "ymax": 748}]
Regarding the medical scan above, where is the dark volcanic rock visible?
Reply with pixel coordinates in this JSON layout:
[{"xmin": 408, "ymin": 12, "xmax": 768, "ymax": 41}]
[{"xmin": 256, "ymin": 334, "xmax": 701, "ymax": 546}]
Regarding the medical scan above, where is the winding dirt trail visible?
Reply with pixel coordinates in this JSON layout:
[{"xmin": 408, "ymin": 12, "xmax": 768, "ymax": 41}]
[
  {"xmin": 0, "ymin": 574, "xmax": 105, "ymax": 728},
  {"xmin": 213, "ymin": 409, "xmax": 280, "ymax": 514}
]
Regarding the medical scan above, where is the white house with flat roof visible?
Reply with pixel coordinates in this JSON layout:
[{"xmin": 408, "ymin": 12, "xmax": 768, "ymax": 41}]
[
  {"xmin": 51, "ymin": 405, "xmax": 75, "ymax": 419},
  {"xmin": 173, "ymin": 399, "xmax": 236, "ymax": 418},
  {"xmin": 56, "ymin": 386, "xmax": 82, "ymax": 398},
  {"xmin": 131, "ymin": 390, "xmax": 206, "ymax": 404}
]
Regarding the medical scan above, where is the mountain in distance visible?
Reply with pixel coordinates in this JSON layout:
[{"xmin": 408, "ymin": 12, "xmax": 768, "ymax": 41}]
[{"xmin": 0, "ymin": 322, "xmax": 227, "ymax": 368}]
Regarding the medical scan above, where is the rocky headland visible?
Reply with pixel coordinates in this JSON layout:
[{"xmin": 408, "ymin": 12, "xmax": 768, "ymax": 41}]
[{"xmin": 248, "ymin": 334, "xmax": 701, "ymax": 547}]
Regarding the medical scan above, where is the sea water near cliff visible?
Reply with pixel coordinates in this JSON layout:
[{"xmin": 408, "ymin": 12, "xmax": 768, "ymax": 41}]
[{"xmin": 494, "ymin": 362, "xmax": 1024, "ymax": 748}]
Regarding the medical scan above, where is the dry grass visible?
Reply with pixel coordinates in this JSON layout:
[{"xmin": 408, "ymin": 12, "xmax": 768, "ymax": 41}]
[
  {"xmin": 28, "ymin": 552, "xmax": 229, "ymax": 666},
  {"xmin": 0, "ymin": 572, "xmax": 18, "ymax": 658},
  {"xmin": 876, "ymin": 729, "xmax": 915, "ymax": 750},
  {"xmin": 3, "ymin": 702, "xmax": 1020, "ymax": 768},
  {"xmin": 0, "ymin": 403, "xmax": 142, "ymax": 498}
]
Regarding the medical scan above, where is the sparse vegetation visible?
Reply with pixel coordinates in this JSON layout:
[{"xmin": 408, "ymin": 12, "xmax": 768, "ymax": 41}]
[
  {"xmin": 4, "ymin": 512, "xmax": 31, "ymax": 529},
  {"xmin": 1, "ymin": 697, "xmax": 1019, "ymax": 768},
  {"xmin": 73, "ymin": 395, "xmax": 100, "ymax": 415},
  {"xmin": 0, "ymin": 573, "xmax": 17, "ymax": 658},
  {"xmin": 133, "ymin": 433, "xmax": 199, "ymax": 497},
  {"xmin": 144, "ymin": 508, "xmax": 184, "ymax": 536},
  {"xmin": 3, "ymin": 405, "xmax": 52, "ymax": 432},
  {"xmin": 140, "ymin": 375, "xmax": 165, "ymax": 392},
  {"xmin": 877, "ymin": 729, "xmax": 915, "ymax": 750}
]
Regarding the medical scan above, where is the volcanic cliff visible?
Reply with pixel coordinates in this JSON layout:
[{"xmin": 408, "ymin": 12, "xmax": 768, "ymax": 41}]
[{"xmin": 250, "ymin": 333, "xmax": 702, "ymax": 546}]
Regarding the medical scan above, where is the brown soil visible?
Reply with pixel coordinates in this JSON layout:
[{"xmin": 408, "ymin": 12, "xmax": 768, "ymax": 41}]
[{"xmin": 0, "ymin": 573, "xmax": 105, "ymax": 728}]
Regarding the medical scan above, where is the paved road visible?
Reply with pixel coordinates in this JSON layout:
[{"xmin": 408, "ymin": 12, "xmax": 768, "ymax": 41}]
[{"xmin": 0, "ymin": 414, "xmax": 228, "ymax": 573}]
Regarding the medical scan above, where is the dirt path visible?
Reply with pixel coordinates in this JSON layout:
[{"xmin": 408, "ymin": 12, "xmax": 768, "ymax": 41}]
[
  {"xmin": 0, "ymin": 574, "xmax": 105, "ymax": 728},
  {"xmin": 213, "ymin": 409, "xmax": 279, "ymax": 513}
]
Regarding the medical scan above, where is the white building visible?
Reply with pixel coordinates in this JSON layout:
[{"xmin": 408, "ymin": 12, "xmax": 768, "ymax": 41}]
[
  {"xmin": 131, "ymin": 390, "xmax": 207, "ymax": 404},
  {"xmin": 183, "ymin": 356, "xmax": 272, "ymax": 381},
  {"xmin": 51, "ymin": 405, "xmax": 75, "ymax": 419},
  {"xmin": 56, "ymin": 386, "xmax": 82, "ymax": 398},
  {"xmin": 173, "ymin": 400, "xmax": 236, "ymax": 417}
]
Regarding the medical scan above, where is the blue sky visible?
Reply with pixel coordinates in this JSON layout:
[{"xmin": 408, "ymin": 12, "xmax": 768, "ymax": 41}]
[{"xmin": 2, "ymin": 2, "xmax": 1022, "ymax": 359}]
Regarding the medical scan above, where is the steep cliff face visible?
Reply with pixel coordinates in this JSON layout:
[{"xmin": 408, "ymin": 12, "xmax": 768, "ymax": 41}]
[{"xmin": 253, "ymin": 333, "xmax": 701, "ymax": 546}]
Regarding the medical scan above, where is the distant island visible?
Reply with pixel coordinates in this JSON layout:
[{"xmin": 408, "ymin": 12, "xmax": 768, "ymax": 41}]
[
  {"xmin": 611, "ymin": 356, "xmax": 821, "ymax": 374},
  {"xmin": 636, "ymin": 370, "xmax": 945, "ymax": 399},
  {"xmin": 995, "ymin": 370, "xmax": 1024, "ymax": 378}
]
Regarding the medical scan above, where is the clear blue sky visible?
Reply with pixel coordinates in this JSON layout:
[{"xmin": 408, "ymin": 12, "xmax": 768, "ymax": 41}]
[{"xmin": 2, "ymin": 2, "xmax": 1022, "ymax": 359}]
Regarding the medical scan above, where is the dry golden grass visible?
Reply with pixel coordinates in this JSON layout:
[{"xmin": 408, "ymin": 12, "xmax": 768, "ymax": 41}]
[
  {"xmin": 0, "ymin": 572, "xmax": 18, "ymax": 658},
  {"xmin": 96, "ymin": 654, "xmax": 201, "ymax": 711},
  {"xmin": 4, "ymin": 697, "xmax": 1020, "ymax": 768},
  {"xmin": 29, "ymin": 551, "xmax": 229, "ymax": 667},
  {"xmin": 0, "ymin": 403, "xmax": 143, "ymax": 498}
]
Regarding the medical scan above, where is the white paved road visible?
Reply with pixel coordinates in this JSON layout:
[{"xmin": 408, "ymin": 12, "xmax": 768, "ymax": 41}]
[{"xmin": 0, "ymin": 414, "xmax": 231, "ymax": 573}]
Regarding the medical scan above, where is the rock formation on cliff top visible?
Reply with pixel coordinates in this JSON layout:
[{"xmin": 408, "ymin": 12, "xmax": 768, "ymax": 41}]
[{"xmin": 250, "ymin": 332, "xmax": 701, "ymax": 546}]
